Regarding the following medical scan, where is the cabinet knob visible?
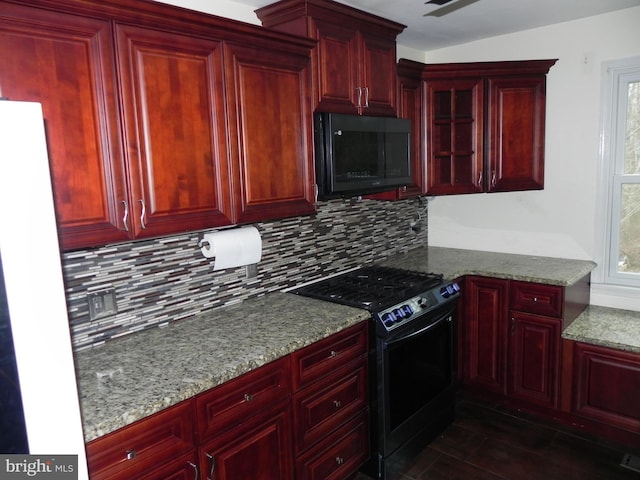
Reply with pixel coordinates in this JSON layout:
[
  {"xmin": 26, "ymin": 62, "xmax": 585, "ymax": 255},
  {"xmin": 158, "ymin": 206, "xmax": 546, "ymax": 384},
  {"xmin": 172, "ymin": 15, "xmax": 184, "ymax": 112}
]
[
  {"xmin": 335, "ymin": 456, "xmax": 344, "ymax": 465},
  {"xmin": 244, "ymin": 393, "xmax": 254, "ymax": 402},
  {"xmin": 333, "ymin": 400, "xmax": 342, "ymax": 408},
  {"xmin": 330, "ymin": 350, "xmax": 338, "ymax": 358},
  {"xmin": 125, "ymin": 450, "xmax": 136, "ymax": 460}
]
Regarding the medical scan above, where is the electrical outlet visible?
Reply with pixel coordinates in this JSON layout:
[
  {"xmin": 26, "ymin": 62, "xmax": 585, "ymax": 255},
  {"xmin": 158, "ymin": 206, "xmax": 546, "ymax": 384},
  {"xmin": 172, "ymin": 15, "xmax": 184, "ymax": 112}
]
[
  {"xmin": 246, "ymin": 264, "xmax": 258, "ymax": 278},
  {"xmin": 88, "ymin": 289, "xmax": 117, "ymax": 321}
]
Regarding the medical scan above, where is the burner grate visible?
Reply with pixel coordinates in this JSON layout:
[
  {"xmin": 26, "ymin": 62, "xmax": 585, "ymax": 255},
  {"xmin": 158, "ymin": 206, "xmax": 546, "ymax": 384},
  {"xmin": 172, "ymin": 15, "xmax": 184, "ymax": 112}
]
[{"xmin": 293, "ymin": 266, "xmax": 443, "ymax": 311}]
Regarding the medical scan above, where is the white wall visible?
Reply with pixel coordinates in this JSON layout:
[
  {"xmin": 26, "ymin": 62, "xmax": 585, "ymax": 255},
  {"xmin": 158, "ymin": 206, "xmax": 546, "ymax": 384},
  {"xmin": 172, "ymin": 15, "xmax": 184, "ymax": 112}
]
[
  {"xmin": 153, "ymin": 0, "xmax": 260, "ymax": 23},
  {"xmin": 422, "ymin": 7, "xmax": 640, "ymax": 264}
]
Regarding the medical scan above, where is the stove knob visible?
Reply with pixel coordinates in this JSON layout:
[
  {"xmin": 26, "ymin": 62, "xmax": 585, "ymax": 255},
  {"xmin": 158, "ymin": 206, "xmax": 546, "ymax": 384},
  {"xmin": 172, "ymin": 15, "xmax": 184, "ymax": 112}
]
[
  {"xmin": 382, "ymin": 312, "xmax": 396, "ymax": 327},
  {"xmin": 440, "ymin": 286, "xmax": 450, "ymax": 298}
]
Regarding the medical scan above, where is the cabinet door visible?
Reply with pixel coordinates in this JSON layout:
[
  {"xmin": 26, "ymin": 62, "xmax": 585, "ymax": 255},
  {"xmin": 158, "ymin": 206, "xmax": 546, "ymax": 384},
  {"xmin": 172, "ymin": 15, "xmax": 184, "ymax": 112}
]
[
  {"xmin": 573, "ymin": 343, "xmax": 640, "ymax": 432},
  {"xmin": 357, "ymin": 31, "xmax": 397, "ymax": 116},
  {"xmin": 224, "ymin": 43, "xmax": 316, "ymax": 223},
  {"xmin": 425, "ymin": 78, "xmax": 484, "ymax": 195},
  {"xmin": 486, "ymin": 75, "xmax": 546, "ymax": 192},
  {"xmin": 463, "ymin": 276, "xmax": 509, "ymax": 394},
  {"xmin": 114, "ymin": 24, "xmax": 234, "ymax": 238},
  {"xmin": 509, "ymin": 311, "xmax": 560, "ymax": 409},
  {"xmin": 0, "ymin": 4, "xmax": 127, "ymax": 250},
  {"xmin": 199, "ymin": 399, "xmax": 293, "ymax": 480},
  {"xmin": 311, "ymin": 18, "xmax": 359, "ymax": 113}
]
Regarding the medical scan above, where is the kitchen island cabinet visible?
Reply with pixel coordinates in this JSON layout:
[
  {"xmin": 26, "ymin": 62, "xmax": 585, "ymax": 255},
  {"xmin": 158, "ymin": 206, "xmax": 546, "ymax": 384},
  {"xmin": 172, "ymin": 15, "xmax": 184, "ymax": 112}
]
[
  {"xmin": 256, "ymin": 0, "xmax": 405, "ymax": 116},
  {"xmin": 0, "ymin": 0, "xmax": 316, "ymax": 250}
]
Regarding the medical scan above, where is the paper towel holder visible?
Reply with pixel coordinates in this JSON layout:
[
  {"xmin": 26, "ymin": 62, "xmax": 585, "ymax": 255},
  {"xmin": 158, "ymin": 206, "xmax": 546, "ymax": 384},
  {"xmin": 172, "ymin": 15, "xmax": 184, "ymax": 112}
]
[{"xmin": 198, "ymin": 237, "xmax": 211, "ymax": 251}]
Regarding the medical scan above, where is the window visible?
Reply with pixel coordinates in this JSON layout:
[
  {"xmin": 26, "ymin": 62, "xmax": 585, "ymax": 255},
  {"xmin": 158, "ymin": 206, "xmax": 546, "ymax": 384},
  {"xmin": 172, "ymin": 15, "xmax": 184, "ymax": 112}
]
[{"xmin": 597, "ymin": 57, "xmax": 640, "ymax": 290}]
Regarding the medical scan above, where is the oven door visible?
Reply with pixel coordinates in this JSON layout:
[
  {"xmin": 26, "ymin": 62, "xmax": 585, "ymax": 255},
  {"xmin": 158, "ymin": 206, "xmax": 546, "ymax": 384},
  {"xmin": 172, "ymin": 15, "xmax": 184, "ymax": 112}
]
[{"xmin": 376, "ymin": 302, "xmax": 457, "ymax": 457}]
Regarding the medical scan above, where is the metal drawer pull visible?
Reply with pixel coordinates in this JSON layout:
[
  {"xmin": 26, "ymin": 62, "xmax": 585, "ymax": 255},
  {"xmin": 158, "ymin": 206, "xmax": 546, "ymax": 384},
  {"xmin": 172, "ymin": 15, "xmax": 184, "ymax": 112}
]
[
  {"xmin": 335, "ymin": 456, "xmax": 344, "ymax": 465},
  {"xmin": 244, "ymin": 393, "xmax": 254, "ymax": 402},
  {"xmin": 330, "ymin": 350, "xmax": 338, "ymax": 358},
  {"xmin": 125, "ymin": 450, "xmax": 136, "ymax": 460},
  {"xmin": 206, "ymin": 453, "xmax": 215, "ymax": 480},
  {"xmin": 139, "ymin": 199, "xmax": 146, "ymax": 229},
  {"xmin": 333, "ymin": 400, "xmax": 342, "ymax": 408},
  {"xmin": 121, "ymin": 200, "xmax": 129, "ymax": 232},
  {"xmin": 188, "ymin": 461, "xmax": 198, "ymax": 480}
]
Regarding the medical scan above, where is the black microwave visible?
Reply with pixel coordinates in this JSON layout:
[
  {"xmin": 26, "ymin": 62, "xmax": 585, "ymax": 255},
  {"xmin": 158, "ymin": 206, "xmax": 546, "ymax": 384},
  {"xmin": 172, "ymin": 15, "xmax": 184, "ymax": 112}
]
[{"xmin": 314, "ymin": 112, "xmax": 412, "ymax": 200}]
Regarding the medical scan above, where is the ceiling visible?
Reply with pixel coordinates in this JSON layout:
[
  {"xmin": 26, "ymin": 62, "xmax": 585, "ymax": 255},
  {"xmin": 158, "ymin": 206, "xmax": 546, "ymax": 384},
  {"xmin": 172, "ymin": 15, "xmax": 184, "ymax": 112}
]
[{"xmin": 238, "ymin": 0, "xmax": 640, "ymax": 51}]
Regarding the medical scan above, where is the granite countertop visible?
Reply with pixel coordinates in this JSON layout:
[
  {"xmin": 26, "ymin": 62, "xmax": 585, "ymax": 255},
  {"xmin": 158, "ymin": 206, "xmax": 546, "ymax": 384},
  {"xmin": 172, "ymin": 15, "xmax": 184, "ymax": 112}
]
[
  {"xmin": 75, "ymin": 246, "xmax": 600, "ymax": 443},
  {"xmin": 74, "ymin": 292, "xmax": 370, "ymax": 442},
  {"xmin": 382, "ymin": 246, "xmax": 596, "ymax": 286},
  {"xmin": 563, "ymin": 305, "xmax": 640, "ymax": 353}
]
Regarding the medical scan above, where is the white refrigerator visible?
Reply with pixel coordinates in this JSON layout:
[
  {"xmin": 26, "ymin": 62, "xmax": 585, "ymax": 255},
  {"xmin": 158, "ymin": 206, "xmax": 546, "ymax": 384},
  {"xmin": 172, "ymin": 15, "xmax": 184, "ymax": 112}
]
[{"xmin": 0, "ymin": 101, "xmax": 88, "ymax": 479}]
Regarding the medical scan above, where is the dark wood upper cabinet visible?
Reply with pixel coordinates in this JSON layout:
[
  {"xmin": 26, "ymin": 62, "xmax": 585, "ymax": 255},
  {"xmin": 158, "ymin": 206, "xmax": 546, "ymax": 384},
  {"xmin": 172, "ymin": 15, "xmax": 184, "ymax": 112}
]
[
  {"xmin": 0, "ymin": 0, "xmax": 316, "ymax": 250},
  {"xmin": 223, "ymin": 42, "xmax": 316, "ymax": 223},
  {"xmin": 256, "ymin": 0, "xmax": 404, "ymax": 116},
  {"xmin": 486, "ymin": 74, "xmax": 548, "ymax": 192},
  {"xmin": 114, "ymin": 23, "xmax": 235, "ymax": 239},
  {"xmin": 0, "ymin": 3, "xmax": 128, "ymax": 249},
  {"xmin": 425, "ymin": 77, "xmax": 485, "ymax": 195},
  {"xmin": 422, "ymin": 59, "xmax": 557, "ymax": 195}
]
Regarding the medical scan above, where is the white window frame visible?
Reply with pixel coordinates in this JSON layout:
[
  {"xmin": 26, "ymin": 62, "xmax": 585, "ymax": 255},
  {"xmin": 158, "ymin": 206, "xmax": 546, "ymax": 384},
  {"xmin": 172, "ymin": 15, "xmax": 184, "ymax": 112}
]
[{"xmin": 593, "ymin": 56, "xmax": 640, "ymax": 309}]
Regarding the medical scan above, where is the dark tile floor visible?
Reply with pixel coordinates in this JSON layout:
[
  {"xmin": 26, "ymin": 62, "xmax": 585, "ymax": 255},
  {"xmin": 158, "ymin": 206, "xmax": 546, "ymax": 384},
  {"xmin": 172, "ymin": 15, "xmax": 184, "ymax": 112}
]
[{"xmin": 352, "ymin": 396, "xmax": 640, "ymax": 480}]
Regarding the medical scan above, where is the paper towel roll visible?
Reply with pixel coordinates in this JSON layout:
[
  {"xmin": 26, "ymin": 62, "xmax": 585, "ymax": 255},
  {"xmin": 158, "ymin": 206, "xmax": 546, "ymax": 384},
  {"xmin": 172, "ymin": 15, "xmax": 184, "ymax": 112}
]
[{"xmin": 200, "ymin": 226, "xmax": 262, "ymax": 271}]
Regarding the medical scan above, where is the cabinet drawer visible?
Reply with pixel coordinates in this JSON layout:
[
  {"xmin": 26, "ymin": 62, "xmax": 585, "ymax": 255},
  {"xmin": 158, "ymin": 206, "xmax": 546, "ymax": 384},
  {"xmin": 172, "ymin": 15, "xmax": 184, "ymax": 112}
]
[
  {"xmin": 295, "ymin": 411, "xmax": 369, "ymax": 480},
  {"xmin": 293, "ymin": 358, "xmax": 368, "ymax": 453},
  {"xmin": 86, "ymin": 401, "xmax": 195, "ymax": 480},
  {"xmin": 292, "ymin": 322, "xmax": 368, "ymax": 390},
  {"xmin": 195, "ymin": 356, "xmax": 290, "ymax": 440},
  {"xmin": 510, "ymin": 281, "xmax": 563, "ymax": 317}
]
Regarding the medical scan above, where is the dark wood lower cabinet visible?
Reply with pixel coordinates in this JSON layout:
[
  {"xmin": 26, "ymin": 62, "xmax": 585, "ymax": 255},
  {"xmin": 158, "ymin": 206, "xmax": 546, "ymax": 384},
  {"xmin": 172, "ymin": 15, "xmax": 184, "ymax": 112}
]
[
  {"xmin": 295, "ymin": 412, "xmax": 369, "ymax": 480},
  {"xmin": 86, "ymin": 322, "xmax": 369, "ymax": 480},
  {"xmin": 137, "ymin": 452, "xmax": 198, "ymax": 480},
  {"xmin": 509, "ymin": 311, "xmax": 560, "ymax": 409},
  {"xmin": 462, "ymin": 274, "xmax": 640, "ymax": 449},
  {"xmin": 572, "ymin": 342, "xmax": 640, "ymax": 432},
  {"xmin": 199, "ymin": 399, "xmax": 294, "ymax": 480},
  {"xmin": 463, "ymin": 276, "xmax": 509, "ymax": 394}
]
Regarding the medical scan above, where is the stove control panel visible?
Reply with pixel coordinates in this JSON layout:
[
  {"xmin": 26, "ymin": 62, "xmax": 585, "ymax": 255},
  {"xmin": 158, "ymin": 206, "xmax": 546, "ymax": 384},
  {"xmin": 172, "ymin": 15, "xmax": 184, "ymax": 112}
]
[{"xmin": 377, "ymin": 281, "xmax": 460, "ymax": 332}]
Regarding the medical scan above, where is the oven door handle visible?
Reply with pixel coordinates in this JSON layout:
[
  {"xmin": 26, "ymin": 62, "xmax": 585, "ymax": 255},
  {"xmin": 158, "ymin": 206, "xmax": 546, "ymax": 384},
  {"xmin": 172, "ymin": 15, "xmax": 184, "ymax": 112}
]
[{"xmin": 384, "ymin": 311, "xmax": 452, "ymax": 347}]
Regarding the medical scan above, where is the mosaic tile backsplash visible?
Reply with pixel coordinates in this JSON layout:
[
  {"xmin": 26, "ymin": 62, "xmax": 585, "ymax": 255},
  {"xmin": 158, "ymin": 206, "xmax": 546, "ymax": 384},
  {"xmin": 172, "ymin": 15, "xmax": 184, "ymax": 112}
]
[{"xmin": 62, "ymin": 198, "xmax": 428, "ymax": 351}]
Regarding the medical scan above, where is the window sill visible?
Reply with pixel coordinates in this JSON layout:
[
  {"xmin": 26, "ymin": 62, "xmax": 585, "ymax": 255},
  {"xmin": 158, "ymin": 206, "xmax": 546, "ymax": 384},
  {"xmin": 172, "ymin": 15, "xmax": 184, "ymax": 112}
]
[{"xmin": 590, "ymin": 282, "xmax": 640, "ymax": 312}]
